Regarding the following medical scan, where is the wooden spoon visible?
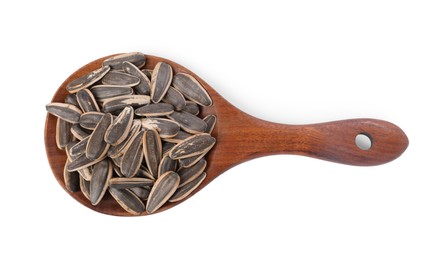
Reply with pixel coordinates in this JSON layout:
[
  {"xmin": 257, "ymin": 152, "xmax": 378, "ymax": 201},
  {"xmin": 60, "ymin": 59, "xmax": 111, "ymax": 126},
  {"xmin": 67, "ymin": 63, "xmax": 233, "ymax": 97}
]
[{"xmin": 44, "ymin": 54, "xmax": 409, "ymax": 216}]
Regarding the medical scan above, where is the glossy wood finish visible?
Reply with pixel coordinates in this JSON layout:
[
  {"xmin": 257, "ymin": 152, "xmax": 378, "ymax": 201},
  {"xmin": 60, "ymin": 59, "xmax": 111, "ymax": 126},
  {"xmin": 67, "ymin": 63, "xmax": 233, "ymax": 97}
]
[{"xmin": 45, "ymin": 54, "xmax": 409, "ymax": 216}]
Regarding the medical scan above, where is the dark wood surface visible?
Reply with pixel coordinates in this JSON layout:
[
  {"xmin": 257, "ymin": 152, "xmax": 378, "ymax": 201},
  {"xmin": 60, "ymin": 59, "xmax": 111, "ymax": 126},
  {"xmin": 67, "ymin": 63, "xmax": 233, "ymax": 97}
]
[{"xmin": 45, "ymin": 54, "xmax": 409, "ymax": 216}]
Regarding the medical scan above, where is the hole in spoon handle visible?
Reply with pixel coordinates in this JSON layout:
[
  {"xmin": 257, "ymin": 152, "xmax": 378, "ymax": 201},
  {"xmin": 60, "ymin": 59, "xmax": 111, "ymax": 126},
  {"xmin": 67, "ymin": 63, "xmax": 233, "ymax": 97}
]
[{"xmin": 297, "ymin": 119, "xmax": 409, "ymax": 166}]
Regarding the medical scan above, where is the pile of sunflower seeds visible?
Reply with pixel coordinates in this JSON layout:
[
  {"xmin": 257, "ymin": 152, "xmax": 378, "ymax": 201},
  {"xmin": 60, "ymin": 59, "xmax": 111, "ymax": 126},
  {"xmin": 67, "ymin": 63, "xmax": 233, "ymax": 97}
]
[{"xmin": 46, "ymin": 52, "xmax": 216, "ymax": 215}]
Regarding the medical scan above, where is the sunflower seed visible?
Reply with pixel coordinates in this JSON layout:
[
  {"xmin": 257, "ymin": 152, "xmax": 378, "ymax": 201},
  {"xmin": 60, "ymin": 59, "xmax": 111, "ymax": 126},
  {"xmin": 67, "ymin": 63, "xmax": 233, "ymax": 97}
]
[
  {"xmin": 64, "ymin": 159, "xmax": 80, "ymax": 192},
  {"xmin": 168, "ymin": 111, "xmax": 207, "ymax": 134},
  {"xmin": 123, "ymin": 61, "xmax": 150, "ymax": 95},
  {"xmin": 169, "ymin": 172, "xmax": 206, "ymax": 202},
  {"xmin": 109, "ymin": 187, "xmax": 145, "ymax": 215},
  {"xmin": 183, "ymin": 101, "xmax": 199, "ymax": 115},
  {"xmin": 69, "ymin": 135, "xmax": 89, "ymax": 157},
  {"xmin": 90, "ymin": 159, "xmax": 113, "ymax": 205},
  {"xmin": 121, "ymin": 131, "xmax": 144, "ymax": 178},
  {"xmin": 67, "ymin": 65, "xmax": 110, "ymax": 93},
  {"xmin": 141, "ymin": 69, "xmax": 152, "ymax": 80},
  {"xmin": 146, "ymin": 171, "xmax": 180, "ymax": 214},
  {"xmin": 65, "ymin": 141, "xmax": 80, "ymax": 161},
  {"xmin": 90, "ymin": 85, "xmax": 133, "ymax": 100},
  {"xmin": 113, "ymin": 162, "xmax": 123, "ymax": 176},
  {"xmin": 86, "ymin": 113, "xmax": 113, "ymax": 160},
  {"xmin": 101, "ymin": 71, "xmax": 140, "ymax": 87},
  {"xmin": 164, "ymin": 130, "xmax": 192, "ymax": 144},
  {"xmin": 76, "ymin": 89, "xmax": 100, "ymax": 112},
  {"xmin": 169, "ymin": 133, "xmax": 216, "ymax": 159},
  {"xmin": 150, "ymin": 62, "xmax": 173, "ymax": 103},
  {"xmin": 134, "ymin": 103, "xmax": 174, "ymax": 117},
  {"xmin": 65, "ymin": 93, "xmax": 80, "ymax": 107},
  {"xmin": 80, "ymin": 176, "xmax": 91, "ymax": 201},
  {"xmin": 112, "ymin": 154, "xmax": 122, "ymax": 167},
  {"xmin": 102, "ymin": 95, "xmax": 150, "ymax": 113},
  {"xmin": 162, "ymin": 142, "xmax": 176, "ymax": 157},
  {"xmin": 136, "ymin": 165, "xmax": 155, "ymax": 180},
  {"xmin": 46, "ymin": 102, "xmax": 83, "ymax": 124},
  {"xmin": 56, "ymin": 118, "xmax": 73, "ymax": 150},
  {"xmin": 143, "ymin": 129, "xmax": 162, "ymax": 179},
  {"xmin": 79, "ymin": 112, "xmax": 104, "ymax": 130},
  {"xmin": 203, "ymin": 115, "xmax": 216, "ymax": 134},
  {"xmin": 78, "ymin": 167, "xmax": 92, "ymax": 181},
  {"xmin": 109, "ymin": 178, "xmax": 154, "ymax": 189},
  {"xmin": 71, "ymin": 124, "xmax": 91, "ymax": 140},
  {"xmin": 67, "ymin": 153, "xmax": 105, "ymax": 172},
  {"xmin": 104, "ymin": 106, "xmax": 134, "ymax": 146},
  {"xmin": 103, "ymin": 52, "xmax": 146, "ymax": 70},
  {"xmin": 178, "ymin": 152, "xmax": 207, "ymax": 168},
  {"xmin": 158, "ymin": 155, "xmax": 177, "ymax": 177},
  {"xmin": 172, "ymin": 73, "xmax": 212, "ymax": 106},
  {"xmin": 177, "ymin": 159, "xmax": 206, "ymax": 187},
  {"xmin": 129, "ymin": 187, "xmax": 151, "ymax": 200},
  {"xmin": 162, "ymin": 87, "xmax": 186, "ymax": 111},
  {"xmin": 141, "ymin": 118, "xmax": 180, "ymax": 138},
  {"xmin": 107, "ymin": 120, "xmax": 141, "ymax": 158}
]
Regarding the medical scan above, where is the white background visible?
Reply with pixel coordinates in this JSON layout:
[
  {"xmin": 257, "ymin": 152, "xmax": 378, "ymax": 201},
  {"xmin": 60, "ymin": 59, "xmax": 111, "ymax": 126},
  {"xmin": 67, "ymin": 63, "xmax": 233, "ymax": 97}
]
[{"xmin": 1, "ymin": 1, "xmax": 441, "ymax": 259}]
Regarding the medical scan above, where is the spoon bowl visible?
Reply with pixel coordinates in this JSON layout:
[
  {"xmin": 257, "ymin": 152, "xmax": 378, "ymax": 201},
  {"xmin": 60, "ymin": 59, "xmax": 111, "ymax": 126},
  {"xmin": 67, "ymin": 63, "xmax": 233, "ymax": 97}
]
[{"xmin": 45, "ymin": 54, "xmax": 408, "ymax": 216}]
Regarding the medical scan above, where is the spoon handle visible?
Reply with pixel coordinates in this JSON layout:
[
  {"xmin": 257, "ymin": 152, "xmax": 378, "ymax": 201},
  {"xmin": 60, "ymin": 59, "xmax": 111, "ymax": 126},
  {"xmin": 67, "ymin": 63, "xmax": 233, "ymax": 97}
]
[{"xmin": 218, "ymin": 115, "xmax": 408, "ymax": 167}]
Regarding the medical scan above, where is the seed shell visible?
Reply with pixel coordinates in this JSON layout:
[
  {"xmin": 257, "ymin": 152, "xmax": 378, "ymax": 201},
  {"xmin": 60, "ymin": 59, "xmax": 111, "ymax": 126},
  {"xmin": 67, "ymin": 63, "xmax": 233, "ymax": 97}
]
[
  {"xmin": 64, "ymin": 159, "xmax": 80, "ymax": 193},
  {"xmin": 136, "ymin": 165, "xmax": 155, "ymax": 180},
  {"xmin": 150, "ymin": 62, "xmax": 173, "ymax": 103},
  {"xmin": 66, "ymin": 65, "xmax": 110, "ymax": 93},
  {"xmin": 107, "ymin": 120, "xmax": 141, "ymax": 158},
  {"xmin": 102, "ymin": 95, "xmax": 150, "ymax": 113},
  {"xmin": 122, "ymin": 61, "xmax": 151, "ymax": 95},
  {"xmin": 203, "ymin": 115, "xmax": 217, "ymax": 134},
  {"xmin": 178, "ymin": 152, "xmax": 207, "ymax": 168},
  {"xmin": 158, "ymin": 155, "xmax": 177, "ymax": 177},
  {"xmin": 135, "ymin": 103, "xmax": 174, "ymax": 117},
  {"xmin": 183, "ymin": 101, "xmax": 199, "ymax": 115},
  {"xmin": 141, "ymin": 69, "xmax": 152, "ymax": 80},
  {"xmin": 104, "ymin": 106, "xmax": 134, "ymax": 146},
  {"xmin": 56, "ymin": 118, "xmax": 73, "ymax": 150},
  {"xmin": 101, "ymin": 71, "xmax": 140, "ymax": 87},
  {"xmin": 109, "ymin": 187, "xmax": 145, "ymax": 215},
  {"xmin": 109, "ymin": 178, "xmax": 154, "ymax": 189},
  {"xmin": 85, "ymin": 113, "xmax": 113, "ymax": 160},
  {"xmin": 172, "ymin": 73, "xmax": 212, "ymax": 106},
  {"xmin": 71, "ymin": 124, "xmax": 91, "ymax": 140},
  {"xmin": 78, "ymin": 167, "xmax": 92, "ymax": 181},
  {"xmin": 121, "ymin": 131, "xmax": 144, "ymax": 178},
  {"xmin": 169, "ymin": 172, "xmax": 206, "ymax": 202},
  {"xmin": 90, "ymin": 85, "xmax": 134, "ymax": 100},
  {"xmin": 129, "ymin": 187, "xmax": 151, "ymax": 200},
  {"xmin": 46, "ymin": 102, "xmax": 83, "ymax": 124},
  {"xmin": 177, "ymin": 159, "xmax": 206, "ymax": 187},
  {"xmin": 169, "ymin": 133, "xmax": 216, "ymax": 159},
  {"xmin": 103, "ymin": 52, "xmax": 146, "ymax": 70},
  {"xmin": 164, "ymin": 130, "xmax": 192, "ymax": 144},
  {"xmin": 90, "ymin": 159, "xmax": 113, "ymax": 205},
  {"xmin": 77, "ymin": 89, "xmax": 100, "ymax": 112},
  {"xmin": 80, "ymin": 176, "xmax": 91, "ymax": 201},
  {"xmin": 162, "ymin": 87, "xmax": 186, "ymax": 111},
  {"xmin": 146, "ymin": 171, "xmax": 180, "ymax": 214},
  {"xmin": 141, "ymin": 118, "xmax": 180, "ymax": 138},
  {"xmin": 79, "ymin": 112, "xmax": 104, "ymax": 130},
  {"xmin": 69, "ymin": 136, "xmax": 90, "ymax": 157},
  {"xmin": 143, "ymin": 129, "xmax": 162, "ymax": 179},
  {"xmin": 65, "ymin": 93, "xmax": 80, "ymax": 107},
  {"xmin": 168, "ymin": 111, "xmax": 208, "ymax": 134},
  {"xmin": 66, "ymin": 153, "xmax": 104, "ymax": 172},
  {"xmin": 162, "ymin": 142, "xmax": 176, "ymax": 157}
]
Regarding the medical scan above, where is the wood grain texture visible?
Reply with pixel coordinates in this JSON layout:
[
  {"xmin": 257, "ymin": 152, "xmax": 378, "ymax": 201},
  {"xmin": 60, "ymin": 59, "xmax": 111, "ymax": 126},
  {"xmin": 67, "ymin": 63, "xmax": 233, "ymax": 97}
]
[{"xmin": 45, "ymin": 54, "xmax": 409, "ymax": 216}]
